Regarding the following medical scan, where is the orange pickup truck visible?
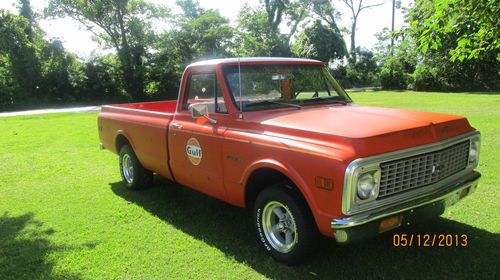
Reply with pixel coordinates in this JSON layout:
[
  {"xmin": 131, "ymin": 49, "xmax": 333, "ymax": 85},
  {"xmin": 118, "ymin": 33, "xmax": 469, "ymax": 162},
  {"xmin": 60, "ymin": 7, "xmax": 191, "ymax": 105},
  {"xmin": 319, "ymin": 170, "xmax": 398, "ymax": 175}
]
[{"xmin": 98, "ymin": 57, "xmax": 481, "ymax": 264}]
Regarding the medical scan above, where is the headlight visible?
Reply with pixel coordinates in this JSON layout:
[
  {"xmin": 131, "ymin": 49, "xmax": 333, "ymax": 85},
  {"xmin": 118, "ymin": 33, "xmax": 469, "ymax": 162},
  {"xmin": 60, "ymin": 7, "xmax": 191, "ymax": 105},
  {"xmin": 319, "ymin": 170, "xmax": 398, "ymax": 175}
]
[
  {"xmin": 468, "ymin": 137, "xmax": 480, "ymax": 166},
  {"xmin": 356, "ymin": 170, "xmax": 380, "ymax": 201}
]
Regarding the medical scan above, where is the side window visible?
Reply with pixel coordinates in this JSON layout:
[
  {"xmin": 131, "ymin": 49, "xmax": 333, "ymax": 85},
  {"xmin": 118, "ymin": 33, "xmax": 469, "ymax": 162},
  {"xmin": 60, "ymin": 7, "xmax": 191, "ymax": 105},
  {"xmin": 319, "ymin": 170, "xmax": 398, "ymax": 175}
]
[{"xmin": 183, "ymin": 72, "xmax": 227, "ymax": 113}]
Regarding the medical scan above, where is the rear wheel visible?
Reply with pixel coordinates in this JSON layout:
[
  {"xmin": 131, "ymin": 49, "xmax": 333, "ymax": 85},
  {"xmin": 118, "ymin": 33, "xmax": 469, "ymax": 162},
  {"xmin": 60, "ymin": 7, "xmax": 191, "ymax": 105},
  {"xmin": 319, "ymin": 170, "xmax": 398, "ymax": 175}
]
[
  {"xmin": 119, "ymin": 144, "xmax": 153, "ymax": 190},
  {"xmin": 254, "ymin": 185, "xmax": 317, "ymax": 265}
]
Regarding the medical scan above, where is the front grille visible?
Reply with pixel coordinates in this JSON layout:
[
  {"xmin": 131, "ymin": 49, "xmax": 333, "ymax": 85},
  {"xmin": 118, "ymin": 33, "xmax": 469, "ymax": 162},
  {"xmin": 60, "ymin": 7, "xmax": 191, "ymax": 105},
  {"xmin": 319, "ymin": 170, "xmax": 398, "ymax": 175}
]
[{"xmin": 378, "ymin": 140, "xmax": 469, "ymax": 199}]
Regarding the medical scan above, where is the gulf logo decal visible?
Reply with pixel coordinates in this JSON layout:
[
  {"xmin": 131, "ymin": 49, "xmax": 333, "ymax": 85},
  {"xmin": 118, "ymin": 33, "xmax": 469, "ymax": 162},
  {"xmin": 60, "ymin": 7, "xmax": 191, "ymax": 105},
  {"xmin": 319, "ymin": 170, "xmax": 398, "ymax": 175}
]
[{"xmin": 186, "ymin": 137, "xmax": 202, "ymax": 165}]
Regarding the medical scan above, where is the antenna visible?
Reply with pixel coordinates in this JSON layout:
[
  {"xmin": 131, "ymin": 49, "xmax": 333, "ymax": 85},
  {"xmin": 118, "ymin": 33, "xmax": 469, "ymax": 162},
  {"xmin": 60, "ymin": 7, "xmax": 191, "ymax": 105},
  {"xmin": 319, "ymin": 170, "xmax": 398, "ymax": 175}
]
[{"xmin": 238, "ymin": 57, "xmax": 243, "ymax": 119}]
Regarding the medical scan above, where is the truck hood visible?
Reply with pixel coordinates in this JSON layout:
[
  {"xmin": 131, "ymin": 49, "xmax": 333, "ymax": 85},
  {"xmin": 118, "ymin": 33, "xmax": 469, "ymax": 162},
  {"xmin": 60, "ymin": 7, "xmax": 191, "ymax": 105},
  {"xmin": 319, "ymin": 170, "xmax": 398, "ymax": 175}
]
[{"xmin": 255, "ymin": 104, "xmax": 474, "ymax": 157}]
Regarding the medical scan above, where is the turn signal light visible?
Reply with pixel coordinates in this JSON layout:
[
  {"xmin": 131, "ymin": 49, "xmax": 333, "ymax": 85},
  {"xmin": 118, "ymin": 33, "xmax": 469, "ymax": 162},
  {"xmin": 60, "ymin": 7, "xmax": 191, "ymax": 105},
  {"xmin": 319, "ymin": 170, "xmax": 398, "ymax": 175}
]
[
  {"xmin": 459, "ymin": 187, "xmax": 470, "ymax": 199},
  {"xmin": 315, "ymin": 176, "xmax": 333, "ymax": 190},
  {"xmin": 379, "ymin": 215, "xmax": 402, "ymax": 233}
]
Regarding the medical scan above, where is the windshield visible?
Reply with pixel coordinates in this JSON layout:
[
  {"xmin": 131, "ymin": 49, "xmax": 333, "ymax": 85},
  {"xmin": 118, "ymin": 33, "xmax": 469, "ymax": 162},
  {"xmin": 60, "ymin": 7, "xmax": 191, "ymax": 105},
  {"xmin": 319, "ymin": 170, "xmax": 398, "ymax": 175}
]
[{"xmin": 222, "ymin": 64, "xmax": 351, "ymax": 111}]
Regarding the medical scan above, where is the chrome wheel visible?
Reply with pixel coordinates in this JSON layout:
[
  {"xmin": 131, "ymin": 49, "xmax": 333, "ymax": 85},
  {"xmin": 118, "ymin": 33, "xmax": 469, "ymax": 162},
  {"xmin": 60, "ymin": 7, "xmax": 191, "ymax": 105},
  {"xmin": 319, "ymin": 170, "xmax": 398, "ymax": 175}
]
[
  {"xmin": 121, "ymin": 153, "xmax": 134, "ymax": 184},
  {"xmin": 262, "ymin": 201, "xmax": 298, "ymax": 253}
]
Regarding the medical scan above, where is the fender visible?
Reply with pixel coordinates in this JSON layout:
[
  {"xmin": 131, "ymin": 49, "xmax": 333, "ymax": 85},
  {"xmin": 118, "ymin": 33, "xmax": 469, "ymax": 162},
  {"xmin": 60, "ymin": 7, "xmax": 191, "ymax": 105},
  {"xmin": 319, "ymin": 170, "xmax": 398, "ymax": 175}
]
[
  {"xmin": 115, "ymin": 130, "xmax": 135, "ymax": 154},
  {"xmin": 241, "ymin": 158, "xmax": 321, "ymax": 223},
  {"xmin": 114, "ymin": 130, "xmax": 154, "ymax": 174}
]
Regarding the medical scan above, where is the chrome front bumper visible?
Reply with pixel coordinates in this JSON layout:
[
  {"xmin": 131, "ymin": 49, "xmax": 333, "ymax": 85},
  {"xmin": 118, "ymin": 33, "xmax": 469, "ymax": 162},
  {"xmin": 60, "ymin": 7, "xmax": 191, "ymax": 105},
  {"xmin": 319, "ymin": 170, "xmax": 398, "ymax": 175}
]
[{"xmin": 331, "ymin": 171, "xmax": 481, "ymax": 243}]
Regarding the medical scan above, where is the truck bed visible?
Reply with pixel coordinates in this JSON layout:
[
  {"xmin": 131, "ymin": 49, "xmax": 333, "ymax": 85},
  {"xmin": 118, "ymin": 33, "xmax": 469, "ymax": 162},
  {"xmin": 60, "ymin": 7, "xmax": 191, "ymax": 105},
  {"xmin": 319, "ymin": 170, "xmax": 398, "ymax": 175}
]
[
  {"xmin": 98, "ymin": 100, "xmax": 177, "ymax": 180},
  {"xmin": 105, "ymin": 100, "xmax": 177, "ymax": 114}
]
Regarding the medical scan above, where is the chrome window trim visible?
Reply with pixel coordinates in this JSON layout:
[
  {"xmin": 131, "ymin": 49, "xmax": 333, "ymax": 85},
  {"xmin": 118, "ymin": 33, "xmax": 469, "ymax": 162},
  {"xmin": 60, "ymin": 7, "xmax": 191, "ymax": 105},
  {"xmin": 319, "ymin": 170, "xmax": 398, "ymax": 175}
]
[{"xmin": 342, "ymin": 131, "xmax": 480, "ymax": 215}]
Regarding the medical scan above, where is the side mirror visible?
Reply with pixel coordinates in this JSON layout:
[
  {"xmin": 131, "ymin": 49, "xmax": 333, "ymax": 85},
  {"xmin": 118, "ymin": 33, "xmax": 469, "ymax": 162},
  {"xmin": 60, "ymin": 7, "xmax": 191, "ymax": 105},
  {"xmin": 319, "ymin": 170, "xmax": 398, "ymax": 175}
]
[
  {"xmin": 188, "ymin": 103, "xmax": 217, "ymax": 124},
  {"xmin": 189, "ymin": 103, "xmax": 208, "ymax": 118}
]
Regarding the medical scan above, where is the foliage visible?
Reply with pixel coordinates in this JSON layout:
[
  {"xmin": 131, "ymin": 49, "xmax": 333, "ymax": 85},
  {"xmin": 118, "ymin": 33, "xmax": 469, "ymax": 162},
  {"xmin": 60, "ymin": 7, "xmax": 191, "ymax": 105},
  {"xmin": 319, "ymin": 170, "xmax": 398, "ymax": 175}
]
[
  {"xmin": 0, "ymin": 5, "xmax": 90, "ymax": 110},
  {"xmin": 145, "ymin": 31, "xmax": 188, "ymax": 101},
  {"xmin": 292, "ymin": 20, "xmax": 347, "ymax": 64},
  {"xmin": 145, "ymin": 0, "xmax": 234, "ymax": 100},
  {"xmin": 38, "ymin": 40, "xmax": 86, "ymax": 103},
  {"xmin": 375, "ymin": 28, "xmax": 417, "ymax": 90},
  {"xmin": 372, "ymin": 1, "xmax": 499, "ymax": 91},
  {"xmin": 263, "ymin": 0, "xmax": 308, "ymax": 49},
  {"xmin": 411, "ymin": 51, "xmax": 500, "ymax": 91},
  {"xmin": 172, "ymin": 7, "xmax": 234, "ymax": 61},
  {"xmin": 410, "ymin": 0, "xmax": 499, "ymax": 62},
  {"xmin": 373, "ymin": 27, "xmax": 393, "ymax": 66},
  {"xmin": 46, "ymin": 0, "xmax": 169, "ymax": 101},
  {"xmin": 235, "ymin": 0, "xmax": 310, "ymax": 57},
  {"xmin": 0, "ymin": 55, "xmax": 16, "ymax": 109},
  {"xmin": 308, "ymin": 0, "xmax": 343, "ymax": 33},
  {"xmin": 379, "ymin": 57, "xmax": 413, "ymax": 90},
  {"xmin": 329, "ymin": 65, "xmax": 352, "ymax": 89},
  {"xmin": 80, "ymin": 55, "xmax": 125, "ymax": 103},
  {"xmin": 0, "ymin": 10, "xmax": 41, "ymax": 107},
  {"xmin": 404, "ymin": 0, "xmax": 499, "ymax": 91},
  {"xmin": 345, "ymin": 47, "xmax": 380, "ymax": 87},
  {"xmin": 235, "ymin": 4, "xmax": 290, "ymax": 56}
]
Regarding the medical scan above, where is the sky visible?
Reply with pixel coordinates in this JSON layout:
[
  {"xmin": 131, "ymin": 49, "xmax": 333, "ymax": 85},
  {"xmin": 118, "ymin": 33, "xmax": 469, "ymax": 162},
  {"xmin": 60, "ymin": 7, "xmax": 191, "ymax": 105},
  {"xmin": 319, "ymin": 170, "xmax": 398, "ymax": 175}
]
[{"xmin": 0, "ymin": 0, "xmax": 413, "ymax": 59}]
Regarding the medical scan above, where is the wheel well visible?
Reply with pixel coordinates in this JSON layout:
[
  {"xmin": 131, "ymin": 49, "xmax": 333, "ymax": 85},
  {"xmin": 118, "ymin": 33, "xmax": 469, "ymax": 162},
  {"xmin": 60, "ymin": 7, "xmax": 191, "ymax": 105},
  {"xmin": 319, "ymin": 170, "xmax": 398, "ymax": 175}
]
[
  {"xmin": 244, "ymin": 168, "xmax": 300, "ymax": 208},
  {"xmin": 115, "ymin": 134, "xmax": 130, "ymax": 153}
]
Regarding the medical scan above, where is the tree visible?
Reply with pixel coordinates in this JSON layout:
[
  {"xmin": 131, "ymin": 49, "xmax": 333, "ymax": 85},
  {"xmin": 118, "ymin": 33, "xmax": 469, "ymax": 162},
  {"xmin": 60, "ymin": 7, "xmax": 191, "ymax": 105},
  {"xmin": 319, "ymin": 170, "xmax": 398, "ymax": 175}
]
[
  {"xmin": 1, "ymin": 2, "xmax": 89, "ymax": 109},
  {"xmin": 308, "ymin": 0, "xmax": 343, "ymax": 34},
  {"xmin": 410, "ymin": 0, "xmax": 499, "ymax": 62},
  {"xmin": 346, "ymin": 47, "xmax": 380, "ymax": 86},
  {"xmin": 145, "ymin": 43, "xmax": 183, "ymax": 100},
  {"xmin": 375, "ymin": 27, "xmax": 417, "ymax": 90},
  {"xmin": 406, "ymin": 0, "xmax": 499, "ymax": 90},
  {"xmin": 263, "ymin": 0, "xmax": 307, "ymax": 44},
  {"xmin": 0, "ymin": 9, "xmax": 41, "ymax": 106},
  {"xmin": 144, "ymin": 0, "xmax": 233, "ymax": 100},
  {"xmin": 293, "ymin": 20, "xmax": 347, "ymax": 63},
  {"xmin": 176, "ymin": 0, "xmax": 203, "ymax": 20},
  {"xmin": 0, "ymin": 52, "xmax": 16, "ymax": 110},
  {"xmin": 82, "ymin": 55, "xmax": 124, "ymax": 103},
  {"xmin": 234, "ymin": 0, "xmax": 309, "ymax": 57},
  {"xmin": 339, "ymin": 0, "xmax": 383, "ymax": 62},
  {"xmin": 19, "ymin": 0, "xmax": 35, "ymax": 40},
  {"xmin": 47, "ymin": 0, "xmax": 169, "ymax": 101},
  {"xmin": 38, "ymin": 39, "xmax": 86, "ymax": 103},
  {"xmin": 235, "ymin": 4, "xmax": 285, "ymax": 56},
  {"xmin": 172, "ymin": 1, "xmax": 234, "ymax": 61}
]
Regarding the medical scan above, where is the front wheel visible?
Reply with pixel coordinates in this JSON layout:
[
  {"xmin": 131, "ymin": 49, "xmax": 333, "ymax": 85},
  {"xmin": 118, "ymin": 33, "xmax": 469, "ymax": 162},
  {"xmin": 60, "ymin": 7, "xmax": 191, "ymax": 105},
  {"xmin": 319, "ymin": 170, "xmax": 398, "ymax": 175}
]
[
  {"xmin": 119, "ymin": 144, "xmax": 153, "ymax": 190},
  {"xmin": 254, "ymin": 185, "xmax": 317, "ymax": 265}
]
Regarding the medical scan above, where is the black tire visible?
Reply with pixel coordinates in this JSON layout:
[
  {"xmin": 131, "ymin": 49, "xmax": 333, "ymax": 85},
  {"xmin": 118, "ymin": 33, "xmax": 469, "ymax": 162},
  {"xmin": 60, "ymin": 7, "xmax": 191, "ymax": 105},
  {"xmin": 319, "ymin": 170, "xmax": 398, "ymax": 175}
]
[
  {"xmin": 254, "ymin": 184, "xmax": 318, "ymax": 265},
  {"xmin": 119, "ymin": 144, "xmax": 153, "ymax": 190}
]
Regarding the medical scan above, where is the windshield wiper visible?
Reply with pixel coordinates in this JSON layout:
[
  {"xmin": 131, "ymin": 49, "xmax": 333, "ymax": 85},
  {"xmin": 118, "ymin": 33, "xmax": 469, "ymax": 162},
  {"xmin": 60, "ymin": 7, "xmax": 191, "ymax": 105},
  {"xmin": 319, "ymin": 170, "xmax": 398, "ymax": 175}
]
[
  {"xmin": 301, "ymin": 97, "xmax": 350, "ymax": 105},
  {"xmin": 245, "ymin": 100, "xmax": 302, "ymax": 109}
]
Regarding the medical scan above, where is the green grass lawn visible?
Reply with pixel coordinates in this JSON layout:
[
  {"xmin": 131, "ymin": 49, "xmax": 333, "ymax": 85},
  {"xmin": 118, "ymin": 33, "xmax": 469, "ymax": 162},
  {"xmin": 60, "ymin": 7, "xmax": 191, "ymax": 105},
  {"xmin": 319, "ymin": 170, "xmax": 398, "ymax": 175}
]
[{"xmin": 1, "ymin": 91, "xmax": 499, "ymax": 279}]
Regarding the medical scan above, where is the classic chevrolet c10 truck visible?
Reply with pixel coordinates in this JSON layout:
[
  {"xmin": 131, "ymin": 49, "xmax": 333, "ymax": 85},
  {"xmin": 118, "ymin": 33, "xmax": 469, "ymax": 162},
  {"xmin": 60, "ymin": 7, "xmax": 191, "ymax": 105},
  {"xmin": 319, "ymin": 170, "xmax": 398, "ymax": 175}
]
[{"xmin": 98, "ymin": 57, "xmax": 481, "ymax": 264}]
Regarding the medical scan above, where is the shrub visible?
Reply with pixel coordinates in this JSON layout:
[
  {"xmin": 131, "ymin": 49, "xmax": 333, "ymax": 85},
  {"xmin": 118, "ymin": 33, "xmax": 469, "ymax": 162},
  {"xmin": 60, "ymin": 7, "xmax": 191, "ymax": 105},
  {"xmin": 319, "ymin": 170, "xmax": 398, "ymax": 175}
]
[
  {"xmin": 413, "ymin": 64, "xmax": 443, "ymax": 91},
  {"xmin": 380, "ymin": 58, "xmax": 412, "ymax": 90}
]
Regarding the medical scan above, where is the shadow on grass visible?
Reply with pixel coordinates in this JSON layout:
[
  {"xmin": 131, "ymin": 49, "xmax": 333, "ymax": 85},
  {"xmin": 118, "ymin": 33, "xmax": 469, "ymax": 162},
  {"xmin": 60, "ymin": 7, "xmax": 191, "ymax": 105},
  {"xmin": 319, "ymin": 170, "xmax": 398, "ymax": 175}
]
[
  {"xmin": 0, "ymin": 212, "xmax": 80, "ymax": 280},
  {"xmin": 353, "ymin": 90, "xmax": 500, "ymax": 95},
  {"xmin": 110, "ymin": 178, "xmax": 500, "ymax": 279},
  {"xmin": 451, "ymin": 91, "xmax": 500, "ymax": 95}
]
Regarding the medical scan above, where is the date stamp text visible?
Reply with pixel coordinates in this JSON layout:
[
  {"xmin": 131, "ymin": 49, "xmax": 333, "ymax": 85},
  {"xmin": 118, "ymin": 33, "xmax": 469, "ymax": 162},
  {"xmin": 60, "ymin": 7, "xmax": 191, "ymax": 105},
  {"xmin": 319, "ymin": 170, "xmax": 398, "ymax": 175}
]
[{"xmin": 393, "ymin": 233, "xmax": 468, "ymax": 247}]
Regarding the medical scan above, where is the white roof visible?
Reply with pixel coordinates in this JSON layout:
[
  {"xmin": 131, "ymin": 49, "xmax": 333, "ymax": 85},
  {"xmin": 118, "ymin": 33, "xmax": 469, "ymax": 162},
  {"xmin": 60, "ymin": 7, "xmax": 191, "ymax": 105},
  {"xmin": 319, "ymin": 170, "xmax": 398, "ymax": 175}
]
[{"xmin": 187, "ymin": 57, "xmax": 323, "ymax": 68}]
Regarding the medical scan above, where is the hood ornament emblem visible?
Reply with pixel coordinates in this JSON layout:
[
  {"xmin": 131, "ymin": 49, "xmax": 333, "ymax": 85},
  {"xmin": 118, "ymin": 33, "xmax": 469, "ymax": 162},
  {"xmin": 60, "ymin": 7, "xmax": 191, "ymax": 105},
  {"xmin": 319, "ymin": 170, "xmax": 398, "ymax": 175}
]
[{"xmin": 431, "ymin": 163, "xmax": 441, "ymax": 174}]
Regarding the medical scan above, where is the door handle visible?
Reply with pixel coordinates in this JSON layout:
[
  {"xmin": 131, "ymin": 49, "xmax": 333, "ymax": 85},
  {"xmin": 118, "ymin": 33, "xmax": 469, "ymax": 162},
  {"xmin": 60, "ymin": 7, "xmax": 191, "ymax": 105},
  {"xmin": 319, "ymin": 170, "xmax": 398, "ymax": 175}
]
[{"xmin": 171, "ymin": 122, "xmax": 183, "ymax": 129}]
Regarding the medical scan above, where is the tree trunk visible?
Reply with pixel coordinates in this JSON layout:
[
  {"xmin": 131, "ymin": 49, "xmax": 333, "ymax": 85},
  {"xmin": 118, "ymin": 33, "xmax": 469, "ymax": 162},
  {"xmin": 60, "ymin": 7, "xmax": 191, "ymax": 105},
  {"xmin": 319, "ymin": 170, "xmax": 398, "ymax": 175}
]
[
  {"xmin": 116, "ymin": 6, "xmax": 144, "ymax": 101},
  {"xmin": 350, "ymin": 21, "xmax": 357, "ymax": 63}
]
